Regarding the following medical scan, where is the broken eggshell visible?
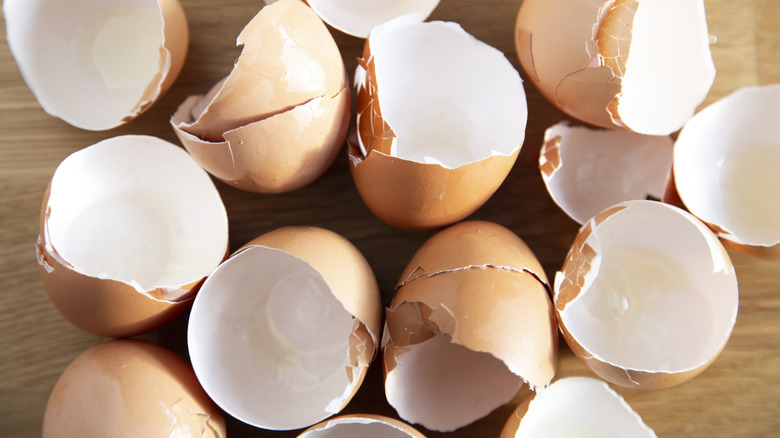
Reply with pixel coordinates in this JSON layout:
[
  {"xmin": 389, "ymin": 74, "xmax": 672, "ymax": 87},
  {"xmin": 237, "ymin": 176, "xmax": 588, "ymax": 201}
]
[
  {"xmin": 4, "ymin": 0, "xmax": 188, "ymax": 131},
  {"xmin": 171, "ymin": 0, "xmax": 350, "ymax": 193},
  {"xmin": 305, "ymin": 0, "xmax": 441, "ymax": 38},
  {"xmin": 500, "ymin": 376, "xmax": 656, "ymax": 438},
  {"xmin": 187, "ymin": 226, "xmax": 382, "ymax": 431},
  {"xmin": 539, "ymin": 121, "xmax": 672, "ymax": 224},
  {"xmin": 515, "ymin": 0, "xmax": 714, "ymax": 135},
  {"xmin": 673, "ymin": 84, "xmax": 780, "ymax": 258},
  {"xmin": 43, "ymin": 339, "xmax": 225, "ymax": 438},
  {"xmin": 36, "ymin": 135, "xmax": 228, "ymax": 338},
  {"xmin": 383, "ymin": 221, "xmax": 557, "ymax": 432},
  {"xmin": 350, "ymin": 18, "xmax": 527, "ymax": 231},
  {"xmin": 554, "ymin": 200, "xmax": 738, "ymax": 389},
  {"xmin": 298, "ymin": 414, "xmax": 427, "ymax": 438}
]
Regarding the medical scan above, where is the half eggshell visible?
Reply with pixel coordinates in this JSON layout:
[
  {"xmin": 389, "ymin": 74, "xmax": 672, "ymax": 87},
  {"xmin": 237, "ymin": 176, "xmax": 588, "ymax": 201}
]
[
  {"xmin": 171, "ymin": 0, "xmax": 349, "ymax": 193},
  {"xmin": 501, "ymin": 376, "xmax": 656, "ymax": 438},
  {"xmin": 350, "ymin": 18, "xmax": 527, "ymax": 231},
  {"xmin": 36, "ymin": 135, "xmax": 228, "ymax": 337},
  {"xmin": 673, "ymin": 84, "xmax": 780, "ymax": 258},
  {"xmin": 515, "ymin": 0, "xmax": 714, "ymax": 135},
  {"xmin": 305, "ymin": 0, "xmax": 440, "ymax": 38},
  {"xmin": 539, "ymin": 121, "xmax": 673, "ymax": 224},
  {"xmin": 554, "ymin": 200, "xmax": 738, "ymax": 389},
  {"xmin": 384, "ymin": 221, "xmax": 557, "ymax": 432},
  {"xmin": 187, "ymin": 226, "xmax": 382, "ymax": 430},
  {"xmin": 4, "ymin": 0, "xmax": 188, "ymax": 131},
  {"xmin": 298, "ymin": 414, "xmax": 427, "ymax": 438},
  {"xmin": 43, "ymin": 339, "xmax": 225, "ymax": 438}
]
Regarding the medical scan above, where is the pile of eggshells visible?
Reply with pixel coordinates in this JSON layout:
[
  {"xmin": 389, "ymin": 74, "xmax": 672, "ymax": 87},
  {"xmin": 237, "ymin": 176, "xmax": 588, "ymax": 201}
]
[{"xmin": 5, "ymin": 0, "xmax": 779, "ymax": 435}]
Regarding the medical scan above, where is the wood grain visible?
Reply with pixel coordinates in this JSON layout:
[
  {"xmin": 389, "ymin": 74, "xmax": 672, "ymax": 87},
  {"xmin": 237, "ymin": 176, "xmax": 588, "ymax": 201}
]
[{"xmin": 1, "ymin": 1, "xmax": 778, "ymax": 437}]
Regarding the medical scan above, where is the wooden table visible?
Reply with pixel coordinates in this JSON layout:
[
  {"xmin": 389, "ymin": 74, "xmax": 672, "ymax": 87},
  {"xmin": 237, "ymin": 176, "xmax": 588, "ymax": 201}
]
[{"xmin": 1, "ymin": 1, "xmax": 778, "ymax": 436}]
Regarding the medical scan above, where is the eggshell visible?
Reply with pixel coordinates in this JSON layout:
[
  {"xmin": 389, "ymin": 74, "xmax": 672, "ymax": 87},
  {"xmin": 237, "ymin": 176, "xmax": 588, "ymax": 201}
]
[
  {"xmin": 305, "ymin": 0, "xmax": 441, "ymax": 38},
  {"xmin": 36, "ymin": 135, "xmax": 228, "ymax": 337},
  {"xmin": 350, "ymin": 18, "xmax": 527, "ymax": 231},
  {"xmin": 298, "ymin": 414, "xmax": 427, "ymax": 438},
  {"xmin": 500, "ymin": 377, "xmax": 656, "ymax": 438},
  {"xmin": 554, "ymin": 201, "xmax": 738, "ymax": 389},
  {"xmin": 515, "ymin": 0, "xmax": 714, "ymax": 135},
  {"xmin": 187, "ymin": 226, "xmax": 382, "ymax": 430},
  {"xmin": 539, "ymin": 121, "xmax": 673, "ymax": 224},
  {"xmin": 42, "ymin": 339, "xmax": 225, "ymax": 438},
  {"xmin": 673, "ymin": 84, "xmax": 780, "ymax": 258},
  {"xmin": 4, "ymin": 0, "xmax": 188, "ymax": 130},
  {"xmin": 172, "ymin": 0, "xmax": 349, "ymax": 193},
  {"xmin": 383, "ymin": 221, "xmax": 556, "ymax": 432}
]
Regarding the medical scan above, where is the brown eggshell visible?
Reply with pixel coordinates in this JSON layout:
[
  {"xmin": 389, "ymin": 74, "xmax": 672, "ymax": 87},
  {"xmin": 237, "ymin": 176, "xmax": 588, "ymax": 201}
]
[
  {"xmin": 672, "ymin": 85, "xmax": 780, "ymax": 258},
  {"xmin": 349, "ymin": 140, "xmax": 520, "ymax": 231},
  {"xmin": 383, "ymin": 221, "xmax": 557, "ymax": 432},
  {"xmin": 554, "ymin": 201, "xmax": 738, "ymax": 390},
  {"xmin": 515, "ymin": 0, "xmax": 714, "ymax": 135},
  {"xmin": 36, "ymin": 135, "xmax": 228, "ymax": 338},
  {"xmin": 172, "ymin": 0, "xmax": 349, "ymax": 193},
  {"xmin": 42, "ymin": 339, "xmax": 225, "ymax": 438},
  {"xmin": 187, "ymin": 226, "xmax": 382, "ymax": 430},
  {"xmin": 4, "ymin": 0, "xmax": 188, "ymax": 130},
  {"xmin": 173, "ymin": 88, "xmax": 350, "ymax": 193},
  {"xmin": 298, "ymin": 414, "xmax": 427, "ymax": 438},
  {"xmin": 350, "ymin": 18, "xmax": 526, "ymax": 231}
]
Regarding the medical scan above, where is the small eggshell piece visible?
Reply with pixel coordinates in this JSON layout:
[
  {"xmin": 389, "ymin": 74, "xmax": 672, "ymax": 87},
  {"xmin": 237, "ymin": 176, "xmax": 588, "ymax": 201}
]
[
  {"xmin": 305, "ymin": 0, "xmax": 440, "ymax": 38},
  {"xmin": 43, "ymin": 339, "xmax": 225, "ymax": 438},
  {"xmin": 539, "ymin": 121, "xmax": 673, "ymax": 224}
]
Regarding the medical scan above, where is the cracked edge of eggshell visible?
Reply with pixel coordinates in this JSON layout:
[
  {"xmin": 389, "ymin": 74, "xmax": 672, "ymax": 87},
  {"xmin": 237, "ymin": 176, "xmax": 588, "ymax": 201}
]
[{"xmin": 553, "ymin": 201, "xmax": 738, "ymax": 389}]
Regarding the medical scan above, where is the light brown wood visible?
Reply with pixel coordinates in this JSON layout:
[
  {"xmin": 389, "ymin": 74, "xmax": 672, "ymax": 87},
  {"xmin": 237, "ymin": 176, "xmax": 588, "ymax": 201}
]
[{"xmin": 1, "ymin": 1, "xmax": 778, "ymax": 437}]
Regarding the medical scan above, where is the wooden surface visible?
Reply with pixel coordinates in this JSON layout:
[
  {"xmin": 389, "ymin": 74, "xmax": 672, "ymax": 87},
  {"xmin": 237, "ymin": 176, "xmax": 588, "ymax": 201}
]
[{"xmin": 1, "ymin": 0, "xmax": 779, "ymax": 436}]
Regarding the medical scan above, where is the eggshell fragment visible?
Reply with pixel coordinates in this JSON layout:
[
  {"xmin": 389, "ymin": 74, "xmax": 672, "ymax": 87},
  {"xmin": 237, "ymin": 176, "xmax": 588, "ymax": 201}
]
[
  {"xmin": 539, "ymin": 121, "xmax": 672, "ymax": 224},
  {"xmin": 350, "ymin": 18, "xmax": 527, "ymax": 231},
  {"xmin": 35, "ymin": 135, "xmax": 228, "ymax": 338},
  {"xmin": 172, "ymin": 0, "xmax": 349, "ymax": 193},
  {"xmin": 4, "ymin": 0, "xmax": 188, "ymax": 130},
  {"xmin": 501, "ymin": 377, "xmax": 656, "ymax": 438},
  {"xmin": 384, "ymin": 221, "xmax": 556, "ymax": 432},
  {"xmin": 554, "ymin": 201, "xmax": 738, "ymax": 389},
  {"xmin": 188, "ymin": 226, "xmax": 382, "ymax": 430},
  {"xmin": 43, "ymin": 339, "xmax": 225, "ymax": 438},
  {"xmin": 298, "ymin": 414, "xmax": 427, "ymax": 438},
  {"xmin": 305, "ymin": 0, "xmax": 440, "ymax": 38},
  {"xmin": 673, "ymin": 84, "xmax": 780, "ymax": 258},
  {"xmin": 515, "ymin": 0, "xmax": 714, "ymax": 135}
]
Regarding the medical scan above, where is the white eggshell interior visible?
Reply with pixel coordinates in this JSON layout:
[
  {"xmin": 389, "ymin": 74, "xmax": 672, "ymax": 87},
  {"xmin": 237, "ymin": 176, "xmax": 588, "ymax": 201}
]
[
  {"xmin": 4, "ymin": 0, "xmax": 165, "ymax": 130},
  {"xmin": 307, "ymin": 0, "xmax": 440, "ymax": 38},
  {"xmin": 541, "ymin": 122, "xmax": 672, "ymax": 224},
  {"xmin": 674, "ymin": 84, "xmax": 780, "ymax": 247},
  {"xmin": 512, "ymin": 377, "xmax": 656, "ymax": 438},
  {"xmin": 44, "ymin": 135, "xmax": 227, "ymax": 292},
  {"xmin": 385, "ymin": 333, "xmax": 523, "ymax": 432},
  {"xmin": 368, "ymin": 19, "xmax": 527, "ymax": 168},
  {"xmin": 299, "ymin": 416, "xmax": 422, "ymax": 438},
  {"xmin": 615, "ymin": 0, "xmax": 714, "ymax": 135},
  {"xmin": 560, "ymin": 201, "xmax": 737, "ymax": 373},
  {"xmin": 187, "ymin": 246, "xmax": 357, "ymax": 430}
]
